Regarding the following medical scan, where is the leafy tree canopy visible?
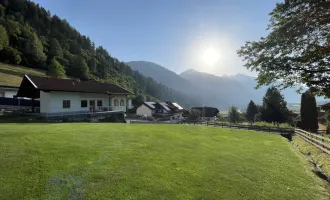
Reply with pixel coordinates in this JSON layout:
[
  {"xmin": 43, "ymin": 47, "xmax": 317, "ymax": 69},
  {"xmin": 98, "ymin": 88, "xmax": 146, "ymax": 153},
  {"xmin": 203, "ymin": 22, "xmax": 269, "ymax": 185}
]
[
  {"xmin": 48, "ymin": 58, "xmax": 66, "ymax": 78},
  {"xmin": 0, "ymin": 25, "xmax": 9, "ymax": 50},
  {"xmin": 238, "ymin": 0, "xmax": 330, "ymax": 98},
  {"xmin": 228, "ymin": 106, "xmax": 240, "ymax": 124},
  {"xmin": 261, "ymin": 87, "xmax": 289, "ymax": 123},
  {"xmin": 48, "ymin": 38, "xmax": 63, "ymax": 59}
]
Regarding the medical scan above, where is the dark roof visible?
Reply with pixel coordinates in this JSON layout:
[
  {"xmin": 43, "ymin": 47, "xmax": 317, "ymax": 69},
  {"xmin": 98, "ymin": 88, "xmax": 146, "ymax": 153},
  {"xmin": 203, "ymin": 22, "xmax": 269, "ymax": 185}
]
[
  {"xmin": 143, "ymin": 102, "xmax": 156, "ymax": 110},
  {"xmin": 165, "ymin": 101, "xmax": 184, "ymax": 112},
  {"xmin": 157, "ymin": 102, "xmax": 171, "ymax": 112},
  {"xmin": 17, "ymin": 75, "xmax": 132, "ymax": 98},
  {"xmin": 191, "ymin": 107, "xmax": 219, "ymax": 118},
  {"xmin": 141, "ymin": 101, "xmax": 185, "ymax": 113}
]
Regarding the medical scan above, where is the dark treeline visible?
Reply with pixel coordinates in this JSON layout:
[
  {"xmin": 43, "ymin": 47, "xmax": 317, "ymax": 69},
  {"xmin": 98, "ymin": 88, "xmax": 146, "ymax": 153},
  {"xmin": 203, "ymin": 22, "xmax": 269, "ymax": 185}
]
[{"xmin": 0, "ymin": 0, "xmax": 199, "ymax": 107}]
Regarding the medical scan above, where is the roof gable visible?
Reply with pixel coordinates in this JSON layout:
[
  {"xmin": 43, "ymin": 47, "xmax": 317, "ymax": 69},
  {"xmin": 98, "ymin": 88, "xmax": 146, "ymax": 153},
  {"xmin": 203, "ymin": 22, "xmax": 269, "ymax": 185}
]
[{"xmin": 143, "ymin": 102, "xmax": 156, "ymax": 110}]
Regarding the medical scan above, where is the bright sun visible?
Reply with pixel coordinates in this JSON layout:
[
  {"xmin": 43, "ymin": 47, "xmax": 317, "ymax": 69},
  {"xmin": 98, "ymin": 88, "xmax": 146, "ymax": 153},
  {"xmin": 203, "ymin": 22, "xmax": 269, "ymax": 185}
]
[{"xmin": 202, "ymin": 48, "xmax": 220, "ymax": 66}]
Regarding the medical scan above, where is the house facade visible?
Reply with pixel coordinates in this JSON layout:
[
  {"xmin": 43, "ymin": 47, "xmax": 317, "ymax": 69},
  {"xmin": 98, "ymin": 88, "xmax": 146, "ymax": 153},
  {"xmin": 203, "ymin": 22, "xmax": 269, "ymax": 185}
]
[
  {"xmin": 17, "ymin": 75, "xmax": 132, "ymax": 114},
  {"xmin": 136, "ymin": 102, "xmax": 156, "ymax": 117},
  {"xmin": 136, "ymin": 101, "xmax": 185, "ymax": 120},
  {"xmin": 0, "ymin": 85, "xmax": 19, "ymax": 98}
]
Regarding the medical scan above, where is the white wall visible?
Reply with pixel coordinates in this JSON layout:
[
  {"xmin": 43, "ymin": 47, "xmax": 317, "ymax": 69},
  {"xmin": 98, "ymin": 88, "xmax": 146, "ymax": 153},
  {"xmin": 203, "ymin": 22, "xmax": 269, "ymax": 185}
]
[
  {"xmin": 40, "ymin": 91, "xmax": 51, "ymax": 113},
  {"xmin": 0, "ymin": 90, "xmax": 18, "ymax": 98},
  {"xmin": 136, "ymin": 104, "xmax": 153, "ymax": 117},
  {"xmin": 39, "ymin": 91, "xmax": 129, "ymax": 114},
  {"xmin": 172, "ymin": 112, "xmax": 184, "ymax": 120}
]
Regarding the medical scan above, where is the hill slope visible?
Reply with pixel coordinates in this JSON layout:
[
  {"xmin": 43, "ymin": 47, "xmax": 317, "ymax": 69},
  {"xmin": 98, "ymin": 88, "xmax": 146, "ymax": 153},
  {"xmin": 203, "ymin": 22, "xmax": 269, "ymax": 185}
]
[
  {"xmin": 127, "ymin": 61, "xmax": 195, "ymax": 93},
  {"xmin": 0, "ymin": 0, "xmax": 198, "ymax": 108},
  {"xmin": 0, "ymin": 63, "xmax": 46, "ymax": 86},
  {"xmin": 127, "ymin": 61, "xmax": 229, "ymax": 108},
  {"xmin": 180, "ymin": 69, "xmax": 254, "ymax": 107}
]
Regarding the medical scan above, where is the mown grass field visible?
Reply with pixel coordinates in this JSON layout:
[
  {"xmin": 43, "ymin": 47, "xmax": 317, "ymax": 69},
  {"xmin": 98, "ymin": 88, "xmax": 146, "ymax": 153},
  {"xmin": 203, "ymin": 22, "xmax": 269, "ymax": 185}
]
[
  {"xmin": 0, "ymin": 124, "xmax": 329, "ymax": 200},
  {"xmin": 0, "ymin": 62, "xmax": 46, "ymax": 86}
]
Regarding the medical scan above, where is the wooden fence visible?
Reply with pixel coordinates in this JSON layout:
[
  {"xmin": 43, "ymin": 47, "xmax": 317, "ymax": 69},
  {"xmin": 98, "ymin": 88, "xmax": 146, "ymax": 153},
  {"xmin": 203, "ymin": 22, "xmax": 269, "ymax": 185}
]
[
  {"xmin": 204, "ymin": 122, "xmax": 294, "ymax": 134},
  {"xmin": 295, "ymin": 129, "xmax": 330, "ymax": 155}
]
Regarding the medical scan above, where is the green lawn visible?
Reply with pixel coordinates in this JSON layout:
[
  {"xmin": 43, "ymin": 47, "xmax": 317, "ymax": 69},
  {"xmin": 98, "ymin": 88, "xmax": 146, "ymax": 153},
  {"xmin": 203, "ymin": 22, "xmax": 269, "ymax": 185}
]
[{"xmin": 0, "ymin": 124, "xmax": 328, "ymax": 200}]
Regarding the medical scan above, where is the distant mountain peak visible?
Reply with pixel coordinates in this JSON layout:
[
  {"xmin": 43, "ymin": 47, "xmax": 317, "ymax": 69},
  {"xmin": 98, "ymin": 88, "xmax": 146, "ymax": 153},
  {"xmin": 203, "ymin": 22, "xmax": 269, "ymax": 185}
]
[{"xmin": 180, "ymin": 68, "xmax": 198, "ymax": 75}]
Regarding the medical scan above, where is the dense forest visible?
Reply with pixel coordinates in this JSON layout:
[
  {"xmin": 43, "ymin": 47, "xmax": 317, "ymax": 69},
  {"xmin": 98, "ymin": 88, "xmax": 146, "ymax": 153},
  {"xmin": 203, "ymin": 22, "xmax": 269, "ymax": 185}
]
[{"xmin": 0, "ymin": 0, "xmax": 200, "ymax": 107}]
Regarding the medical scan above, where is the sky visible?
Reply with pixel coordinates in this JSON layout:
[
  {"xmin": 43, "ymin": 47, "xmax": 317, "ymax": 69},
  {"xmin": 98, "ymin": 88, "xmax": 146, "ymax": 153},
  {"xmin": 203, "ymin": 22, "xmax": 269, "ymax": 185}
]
[{"xmin": 32, "ymin": 0, "xmax": 280, "ymax": 76}]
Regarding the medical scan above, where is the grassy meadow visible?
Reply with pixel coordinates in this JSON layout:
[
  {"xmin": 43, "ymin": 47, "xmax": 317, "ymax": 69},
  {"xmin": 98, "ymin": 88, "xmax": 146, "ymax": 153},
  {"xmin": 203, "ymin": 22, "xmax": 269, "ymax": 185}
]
[
  {"xmin": 0, "ymin": 123, "xmax": 329, "ymax": 200},
  {"xmin": 0, "ymin": 62, "xmax": 46, "ymax": 86}
]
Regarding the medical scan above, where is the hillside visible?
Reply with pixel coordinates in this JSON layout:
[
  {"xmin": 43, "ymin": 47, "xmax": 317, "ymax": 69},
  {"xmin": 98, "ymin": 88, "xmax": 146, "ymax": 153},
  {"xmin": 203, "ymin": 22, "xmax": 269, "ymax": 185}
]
[
  {"xmin": 127, "ymin": 60, "xmax": 327, "ymax": 108},
  {"xmin": 180, "ymin": 69, "xmax": 255, "ymax": 107},
  {"xmin": 127, "ymin": 61, "xmax": 194, "ymax": 93},
  {"xmin": 127, "ymin": 61, "xmax": 229, "ymax": 108},
  {"xmin": 0, "ymin": 0, "xmax": 198, "ymax": 108},
  {"xmin": 0, "ymin": 63, "xmax": 46, "ymax": 86}
]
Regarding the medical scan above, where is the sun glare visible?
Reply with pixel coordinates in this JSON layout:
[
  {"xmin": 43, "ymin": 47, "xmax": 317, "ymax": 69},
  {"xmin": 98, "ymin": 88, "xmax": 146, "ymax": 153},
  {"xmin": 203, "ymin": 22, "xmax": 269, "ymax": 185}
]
[{"xmin": 202, "ymin": 48, "xmax": 221, "ymax": 66}]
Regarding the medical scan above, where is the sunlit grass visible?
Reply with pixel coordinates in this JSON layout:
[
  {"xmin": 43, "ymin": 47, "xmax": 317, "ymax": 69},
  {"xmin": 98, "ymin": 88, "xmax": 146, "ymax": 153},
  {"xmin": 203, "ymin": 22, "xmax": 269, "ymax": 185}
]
[
  {"xmin": 0, "ymin": 62, "xmax": 46, "ymax": 86},
  {"xmin": 0, "ymin": 124, "xmax": 328, "ymax": 200}
]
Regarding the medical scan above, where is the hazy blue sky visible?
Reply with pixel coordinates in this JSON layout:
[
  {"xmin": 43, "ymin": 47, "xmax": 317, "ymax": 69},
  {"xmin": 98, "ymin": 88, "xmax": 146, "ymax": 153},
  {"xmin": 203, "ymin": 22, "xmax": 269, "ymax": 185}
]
[{"xmin": 32, "ymin": 0, "xmax": 279, "ymax": 76}]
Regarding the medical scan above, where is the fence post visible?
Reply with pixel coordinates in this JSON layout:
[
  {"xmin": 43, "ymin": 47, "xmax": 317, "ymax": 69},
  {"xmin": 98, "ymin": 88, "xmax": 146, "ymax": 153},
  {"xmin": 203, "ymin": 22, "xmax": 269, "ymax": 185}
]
[
  {"xmin": 230, "ymin": 123, "xmax": 232, "ymax": 129},
  {"xmin": 269, "ymin": 127, "xmax": 271, "ymax": 133}
]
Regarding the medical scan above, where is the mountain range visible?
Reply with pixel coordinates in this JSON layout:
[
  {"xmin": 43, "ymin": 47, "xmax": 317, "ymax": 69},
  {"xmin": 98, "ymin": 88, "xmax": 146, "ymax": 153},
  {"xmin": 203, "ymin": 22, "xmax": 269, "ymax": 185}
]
[{"xmin": 127, "ymin": 61, "xmax": 324, "ymax": 109}]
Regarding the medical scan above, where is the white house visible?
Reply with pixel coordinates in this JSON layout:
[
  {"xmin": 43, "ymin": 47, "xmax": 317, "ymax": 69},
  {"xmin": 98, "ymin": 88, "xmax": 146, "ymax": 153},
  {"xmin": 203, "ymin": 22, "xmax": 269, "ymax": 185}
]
[
  {"xmin": 136, "ymin": 101, "xmax": 185, "ymax": 120},
  {"xmin": 136, "ymin": 102, "xmax": 156, "ymax": 117},
  {"xmin": 16, "ymin": 75, "xmax": 133, "ymax": 114},
  {"xmin": 0, "ymin": 85, "xmax": 19, "ymax": 98}
]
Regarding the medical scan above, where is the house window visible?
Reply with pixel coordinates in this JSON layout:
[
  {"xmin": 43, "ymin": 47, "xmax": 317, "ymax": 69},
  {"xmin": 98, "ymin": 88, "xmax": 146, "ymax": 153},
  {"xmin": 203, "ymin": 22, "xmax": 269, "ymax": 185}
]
[
  {"xmin": 120, "ymin": 99, "xmax": 125, "ymax": 106},
  {"xmin": 114, "ymin": 99, "xmax": 119, "ymax": 106},
  {"xmin": 81, "ymin": 100, "xmax": 87, "ymax": 108},
  {"xmin": 63, "ymin": 100, "xmax": 70, "ymax": 109},
  {"xmin": 97, "ymin": 100, "xmax": 103, "ymax": 107}
]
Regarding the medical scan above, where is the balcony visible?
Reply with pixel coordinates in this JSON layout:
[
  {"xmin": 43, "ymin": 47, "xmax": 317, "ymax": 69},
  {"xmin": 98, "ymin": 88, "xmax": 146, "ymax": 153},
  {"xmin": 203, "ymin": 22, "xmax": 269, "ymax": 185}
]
[{"xmin": 110, "ymin": 106, "xmax": 126, "ymax": 112}]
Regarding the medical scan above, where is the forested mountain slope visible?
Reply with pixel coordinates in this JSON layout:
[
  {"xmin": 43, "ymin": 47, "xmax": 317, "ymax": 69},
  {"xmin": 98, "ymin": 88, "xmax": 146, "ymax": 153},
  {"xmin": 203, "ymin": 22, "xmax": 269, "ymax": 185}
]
[
  {"xmin": 128, "ymin": 61, "xmax": 229, "ymax": 108},
  {"xmin": 0, "ymin": 0, "xmax": 199, "ymax": 107}
]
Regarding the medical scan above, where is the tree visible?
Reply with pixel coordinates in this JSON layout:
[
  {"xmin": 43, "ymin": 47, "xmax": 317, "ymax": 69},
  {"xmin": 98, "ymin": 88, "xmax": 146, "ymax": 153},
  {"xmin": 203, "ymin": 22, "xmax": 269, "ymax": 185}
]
[
  {"xmin": 187, "ymin": 109, "xmax": 201, "ymax": 124},
  {"xmin": 237, "ymin": 1, "xmax": 330, "ymax": 98},
  {"xmin": 0, "ymin": 25, "xmax": 9, "ymax": 50},
  {"xmin": 48, "ymin": 38, "xmax": 63, "ymax": 58},
  {"xmin": 70, "ymin": 55, "xmax": 89, "ymax": 80},
  {"xmin": 246, "ymin": 100, "xmax": 258, "ymax": 123},
  {"xmin": 132, "ymin": 94, "xmax": 146, "ymax": 106},
  {"xmin": 261, "ymin": 87, "xmax": 289, "ymax": 123},
  {"xmin": 300, "ymin": 90, "xmax": 319, "ymax": 132},
  {"xmin": 0, "ymin": 47, "xmax": 21, "ymax": 64},
  {"xmin": 228, "ymin": 106, "xmax": 240, "ymax": 124},
  {"xmin": 48, "ymin": 58, "xmax": 66, "ymax": 78},
  {"xmin": 24, "ymin": 32, "xmax": 46, "ymax": 66},
  {"xmin": 0, "ymin": 5, "xmax": 5, "ymax": 18}
]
